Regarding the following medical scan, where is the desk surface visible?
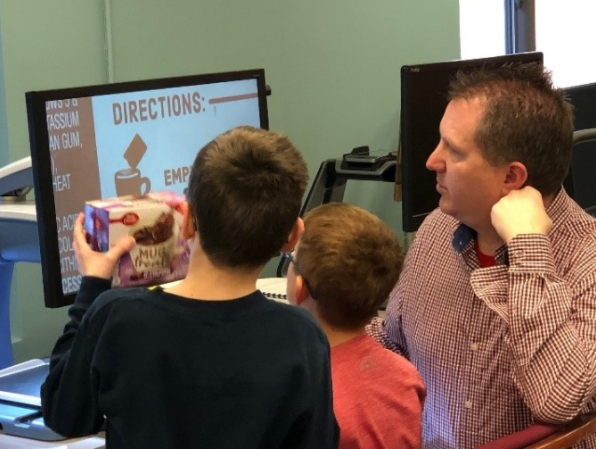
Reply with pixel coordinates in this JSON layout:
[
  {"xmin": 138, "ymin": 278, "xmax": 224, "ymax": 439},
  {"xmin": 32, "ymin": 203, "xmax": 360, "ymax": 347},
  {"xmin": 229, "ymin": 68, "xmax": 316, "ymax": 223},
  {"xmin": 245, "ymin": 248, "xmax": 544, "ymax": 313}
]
[
  {"xmin": 0, "ymin": 433, "xmax": 105, "ymax": 448},
  {"xmin": 0, "ymin": 201, "xmax": 36, "ymax": 222}
]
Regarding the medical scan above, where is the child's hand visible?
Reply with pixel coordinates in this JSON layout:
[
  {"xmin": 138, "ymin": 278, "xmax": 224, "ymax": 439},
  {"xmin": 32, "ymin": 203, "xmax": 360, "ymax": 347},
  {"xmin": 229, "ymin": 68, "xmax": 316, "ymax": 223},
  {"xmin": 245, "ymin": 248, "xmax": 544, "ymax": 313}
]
[{"xmin": 73, "ymin": 213, "xmax": 136, "ymax": 279}]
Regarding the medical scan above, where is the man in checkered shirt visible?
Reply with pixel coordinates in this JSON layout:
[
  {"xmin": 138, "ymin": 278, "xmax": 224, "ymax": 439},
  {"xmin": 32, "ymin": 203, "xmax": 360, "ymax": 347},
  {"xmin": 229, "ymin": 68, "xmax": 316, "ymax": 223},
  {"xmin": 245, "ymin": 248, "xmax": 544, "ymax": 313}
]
[{"xmin": 368, "ymin": 63, "xmax": 596, "ymax": 448}]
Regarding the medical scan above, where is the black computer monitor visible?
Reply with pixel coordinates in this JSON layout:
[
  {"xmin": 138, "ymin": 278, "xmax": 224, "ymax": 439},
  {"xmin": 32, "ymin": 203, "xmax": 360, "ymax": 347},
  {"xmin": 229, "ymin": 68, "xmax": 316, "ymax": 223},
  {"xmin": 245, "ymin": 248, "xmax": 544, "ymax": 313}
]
[
  {"xmin": 399, "ymin": 52, "xmax": 544, "ymax": 233},
  {"xmin": 562, "ymin": 82, "xmax": 596, "ymax": 216},
  {"xmin": 565, "ymin": 82, "xmax": 596, "ymax": 130},
  {"xmin": 26, "ymin": 69, "xmax": 270, "ymax": 308}
]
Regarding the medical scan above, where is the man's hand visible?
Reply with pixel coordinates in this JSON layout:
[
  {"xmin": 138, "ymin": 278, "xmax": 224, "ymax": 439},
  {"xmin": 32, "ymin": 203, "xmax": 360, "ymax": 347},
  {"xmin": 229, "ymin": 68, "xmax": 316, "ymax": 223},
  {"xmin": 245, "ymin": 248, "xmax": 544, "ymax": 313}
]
[
  {"xmin": 491, "ymin": 186, "xmax": 553, "ymax": 244},
  {"xmin": 73, "ymin": 213, "xmax": 137, "ymax": 279}
]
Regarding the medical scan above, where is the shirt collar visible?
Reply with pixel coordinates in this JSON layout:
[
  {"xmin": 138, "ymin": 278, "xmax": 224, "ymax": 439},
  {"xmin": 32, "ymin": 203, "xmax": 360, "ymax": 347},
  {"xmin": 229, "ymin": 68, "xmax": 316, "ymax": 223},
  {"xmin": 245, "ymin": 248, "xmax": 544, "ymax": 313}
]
[
  {"xmin": 452, "ymin": 224, "xmax": 510, "ymax": 267},
  {"xmin": 544, "ymin": 187, "xmax": 572, "ymax": 233},
  {"xmin": 452, "ymin": 224, "xmax": 476, "ymax": 253}
]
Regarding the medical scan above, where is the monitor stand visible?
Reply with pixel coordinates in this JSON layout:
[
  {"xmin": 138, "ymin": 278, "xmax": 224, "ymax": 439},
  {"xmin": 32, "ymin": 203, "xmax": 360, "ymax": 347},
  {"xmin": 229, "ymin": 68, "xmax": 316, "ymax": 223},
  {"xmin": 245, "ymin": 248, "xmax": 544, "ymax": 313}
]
[
  {"xmin": 0, "ymin": 156, "xmax": 39, "ymax": 368},
  {"xmin": 0, "ymin": 200, "xmax": 39, "ymax": 368},
  {"xmin": 0, "ymin": 159, "xmax": 67, "ymax": 441}
]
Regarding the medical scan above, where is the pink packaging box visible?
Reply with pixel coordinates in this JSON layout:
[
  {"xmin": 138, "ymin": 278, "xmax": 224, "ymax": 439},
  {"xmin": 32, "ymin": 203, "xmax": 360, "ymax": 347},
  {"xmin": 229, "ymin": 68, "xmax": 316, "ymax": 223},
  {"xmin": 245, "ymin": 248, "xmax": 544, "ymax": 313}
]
[{"xmin": 84, "ymin": 191, "xmax": 190, "ymax": 287}]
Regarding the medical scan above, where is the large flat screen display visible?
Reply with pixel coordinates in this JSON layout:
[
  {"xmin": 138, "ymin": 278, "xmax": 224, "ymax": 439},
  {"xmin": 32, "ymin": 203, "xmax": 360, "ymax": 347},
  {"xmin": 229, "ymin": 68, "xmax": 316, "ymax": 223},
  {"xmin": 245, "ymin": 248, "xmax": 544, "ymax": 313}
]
[
  {"xmin": 562, "ymin": 81, "xmax": 596, "ymax": 216},
  {"xmin": 26, "ymin": 69, "xmax": 269, "ymax": 308},
  {"xmin": 399, "ymin": 52, "xmax": 543, "ymax": 233}
]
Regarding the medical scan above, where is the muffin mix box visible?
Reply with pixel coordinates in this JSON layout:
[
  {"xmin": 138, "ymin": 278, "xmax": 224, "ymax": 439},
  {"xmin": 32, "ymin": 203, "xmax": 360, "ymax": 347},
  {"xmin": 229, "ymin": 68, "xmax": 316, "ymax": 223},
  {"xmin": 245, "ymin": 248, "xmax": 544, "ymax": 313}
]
[{"xmin": 84, "ymin": 191, "xmax": 190, "ymax": 287}]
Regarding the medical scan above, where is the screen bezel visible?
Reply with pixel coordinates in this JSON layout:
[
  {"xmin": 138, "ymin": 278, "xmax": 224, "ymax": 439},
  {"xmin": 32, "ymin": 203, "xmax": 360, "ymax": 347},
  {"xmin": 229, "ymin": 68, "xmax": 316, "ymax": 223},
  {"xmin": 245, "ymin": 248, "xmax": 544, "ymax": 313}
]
[
  {"xmin": 26, "ymin": 68, "xmax": 269, "ymax": 308},
  {"xmin": 399, "ymin": 52, "xmax": 544, "ymax": 233},
  {"xmin": 563, "ymin": 82, "xmax": 596, "ymax": 130},
  {"xmin": 562, "ymin": 82, "xmax": 596, "ymax": 214}
]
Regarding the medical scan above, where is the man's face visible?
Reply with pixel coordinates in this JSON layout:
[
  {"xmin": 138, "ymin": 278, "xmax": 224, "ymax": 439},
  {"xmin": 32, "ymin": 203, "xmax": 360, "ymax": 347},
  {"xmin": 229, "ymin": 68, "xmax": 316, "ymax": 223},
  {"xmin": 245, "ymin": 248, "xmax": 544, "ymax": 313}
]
[{"xmin": 426, "ymin": 98, "xmax": 509, "ymax": 231}]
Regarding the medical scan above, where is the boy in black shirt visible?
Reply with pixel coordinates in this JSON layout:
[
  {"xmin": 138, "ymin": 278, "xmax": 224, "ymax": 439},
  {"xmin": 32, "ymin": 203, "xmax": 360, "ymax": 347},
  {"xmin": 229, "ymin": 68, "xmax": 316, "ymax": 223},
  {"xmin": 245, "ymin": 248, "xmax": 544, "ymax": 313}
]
[{"xmin": 42, "ymin": 126, "xmax": 339, "ymax": 449}]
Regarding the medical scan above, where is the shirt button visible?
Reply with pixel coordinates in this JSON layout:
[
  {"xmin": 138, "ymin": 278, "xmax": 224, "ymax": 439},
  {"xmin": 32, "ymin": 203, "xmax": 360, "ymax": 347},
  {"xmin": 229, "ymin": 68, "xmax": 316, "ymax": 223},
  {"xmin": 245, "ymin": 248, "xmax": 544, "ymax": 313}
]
[
  {"xmin": 470, "ymin": 343, "xmax": 479, "ymax": 351},
  {"xmin": 465, "ymin": 400, "xmax": 473, "ymax": 409}
]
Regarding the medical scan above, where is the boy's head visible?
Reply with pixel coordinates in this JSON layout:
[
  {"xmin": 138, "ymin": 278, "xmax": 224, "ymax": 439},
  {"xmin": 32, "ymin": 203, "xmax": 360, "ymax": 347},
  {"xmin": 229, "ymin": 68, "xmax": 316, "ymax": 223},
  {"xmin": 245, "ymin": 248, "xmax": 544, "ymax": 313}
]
[
  {"xmin": 186, "ymin": 126, "xmax": 309, "ymax": 269},
  {"xmin": 287, "ymin": 203, "xmax": 403, "ymax": 331}
]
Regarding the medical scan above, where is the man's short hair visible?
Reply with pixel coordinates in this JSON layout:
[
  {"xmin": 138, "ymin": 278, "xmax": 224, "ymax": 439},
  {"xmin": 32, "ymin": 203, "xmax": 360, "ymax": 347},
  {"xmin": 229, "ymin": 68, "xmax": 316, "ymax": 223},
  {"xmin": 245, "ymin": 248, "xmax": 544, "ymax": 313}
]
[
  {"xmin": 297, "ymin": 203, "xmax": 403, "ymax": 330},
  {"xmin": 187, "ymin": 126, "xmax": 308, "ymax": 268},
  {"xmin": 448, "ymin": 62, "xmax": 574, "ymax": 196}
]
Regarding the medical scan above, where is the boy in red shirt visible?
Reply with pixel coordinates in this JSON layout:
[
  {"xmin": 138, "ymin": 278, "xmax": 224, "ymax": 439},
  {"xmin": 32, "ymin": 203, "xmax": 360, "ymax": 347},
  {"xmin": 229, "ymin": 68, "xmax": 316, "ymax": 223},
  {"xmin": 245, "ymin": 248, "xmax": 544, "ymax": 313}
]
[{"xmin": 286, "ymin": 203, "xmax": 425, "ymax": 448}]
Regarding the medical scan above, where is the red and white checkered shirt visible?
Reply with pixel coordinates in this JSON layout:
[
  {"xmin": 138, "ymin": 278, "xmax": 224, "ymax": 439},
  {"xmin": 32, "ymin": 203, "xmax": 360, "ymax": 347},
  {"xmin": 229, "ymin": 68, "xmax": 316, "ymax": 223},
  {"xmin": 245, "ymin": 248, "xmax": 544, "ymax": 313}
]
[{"xmin": 368, "ymin": 189, "xmax": 596, "ymax": 448}]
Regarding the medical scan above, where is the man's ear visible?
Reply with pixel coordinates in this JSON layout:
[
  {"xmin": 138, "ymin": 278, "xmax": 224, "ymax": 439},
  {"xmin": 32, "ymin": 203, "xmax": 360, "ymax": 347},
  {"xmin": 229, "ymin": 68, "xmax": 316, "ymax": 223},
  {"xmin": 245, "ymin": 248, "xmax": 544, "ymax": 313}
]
[
  {"xmin": 293, "ymin": 274, "xmax": 310, "ymax": 306},
  {"xmin": 281, "ymin": 217, "xmax": 304, "ymax": 253},
  {"xmin": 503, "ymin": 161, "xmax": 528, "ymax": 193},
  {"xmin": 181, "ymin": 201, "xmax": 196, "ymax": 240}
]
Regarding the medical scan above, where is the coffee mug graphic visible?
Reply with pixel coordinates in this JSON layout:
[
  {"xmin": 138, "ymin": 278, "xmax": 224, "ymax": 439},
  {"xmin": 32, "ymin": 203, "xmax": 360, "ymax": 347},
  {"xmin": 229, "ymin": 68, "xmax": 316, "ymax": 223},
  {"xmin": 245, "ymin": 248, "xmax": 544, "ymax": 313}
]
[{"xmin": 114, "ymin": 168, "xmax": 151, "ymax": 196}]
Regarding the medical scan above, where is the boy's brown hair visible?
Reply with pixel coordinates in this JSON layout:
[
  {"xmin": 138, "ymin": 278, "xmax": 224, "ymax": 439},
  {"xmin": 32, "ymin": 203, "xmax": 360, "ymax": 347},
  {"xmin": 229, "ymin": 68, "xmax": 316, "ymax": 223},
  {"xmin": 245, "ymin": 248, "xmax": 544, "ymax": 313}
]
[
  {"xmin": 296, "ymin": 203, "xmax": 403, "ymax": 330},
  {"xmin": 187, "ymin": 126, "xmax": 309, "ymax": 268}
]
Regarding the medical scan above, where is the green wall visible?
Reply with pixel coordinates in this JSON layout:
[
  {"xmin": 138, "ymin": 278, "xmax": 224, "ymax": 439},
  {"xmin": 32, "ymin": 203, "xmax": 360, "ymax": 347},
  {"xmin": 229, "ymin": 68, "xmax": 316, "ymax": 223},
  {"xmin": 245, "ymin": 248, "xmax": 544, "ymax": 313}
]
[
  {"xmin": 0, "ymin": 0, "xmax": 109, "ymax": 363},
  {"xmin": 0, "ymin": 0, "xmax": 460, "ymax": 362}
]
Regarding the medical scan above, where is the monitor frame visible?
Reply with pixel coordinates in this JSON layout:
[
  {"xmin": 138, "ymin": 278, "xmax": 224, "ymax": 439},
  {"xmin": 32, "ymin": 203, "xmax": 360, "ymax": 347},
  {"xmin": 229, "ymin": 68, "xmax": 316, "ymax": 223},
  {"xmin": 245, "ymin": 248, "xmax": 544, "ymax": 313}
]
[
  {"xmin": 562, "ymin": 82, "xmax": 596, "ymax": 215},
  {"xmin": 564, "ymin": 81, "xmax": 596, "ymax": 131},
  {"xmin": 26, "ymin": 68, "xmax": 270, "ymax": 308},
  {"xmin": 399, "ymin": 52, "xmax": 544, "ymax": 233}
]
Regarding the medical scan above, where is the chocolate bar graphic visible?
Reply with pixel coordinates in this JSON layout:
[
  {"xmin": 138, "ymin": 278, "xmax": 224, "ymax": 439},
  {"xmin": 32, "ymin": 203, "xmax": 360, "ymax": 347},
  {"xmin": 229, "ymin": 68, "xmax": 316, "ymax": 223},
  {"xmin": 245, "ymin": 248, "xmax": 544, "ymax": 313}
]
[{"xmin": 124, "ymin": 133, "xmax": 148, "ymax": 169}]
